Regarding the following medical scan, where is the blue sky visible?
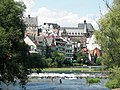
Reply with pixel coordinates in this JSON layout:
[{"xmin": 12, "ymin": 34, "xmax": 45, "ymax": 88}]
[
  {"xmin": 33, "ymin": 0, "xmax": 112, "ymax": 16},
  {"xmin": 18, "ymin": 0, "xmax": 113, "ymax": 28}
]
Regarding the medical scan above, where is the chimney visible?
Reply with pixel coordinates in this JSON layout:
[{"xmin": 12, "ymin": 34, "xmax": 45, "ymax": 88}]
[
  {"xmin": 37, "ymin": 28, "xmax": 42, "ymax": 36},
  {"xmin": 28, "ymin": 15, "xmax": 30, "ymax": 18},
  {"xmin": 84, "ymin": 20, "xmax": 89, "ymax": 38},
  {"xmin": 84, "ymin": 20, "xmax": 86, "ymax": 24},
  {"xmin": 84, "ymin": 20, "xmax": 87, "ymax": 33}
]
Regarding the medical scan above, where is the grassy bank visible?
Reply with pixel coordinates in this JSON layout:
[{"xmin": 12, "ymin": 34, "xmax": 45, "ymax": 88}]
[
  {"xmin": 42, "ymin": 68, "xmax": 94, "ymax": 71},
  {"xmin": 32, "ymin": 67, "xmax": 109, "ymax": 74},
  {"xmin": 32, "ymin": 67, "xmax": 95, "ymax": 73}
]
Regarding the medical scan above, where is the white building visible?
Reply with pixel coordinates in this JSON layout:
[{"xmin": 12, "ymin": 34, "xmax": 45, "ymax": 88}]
[{"xmin": 86, "ymin": 35, "xmax": 101, "ymax": 50}]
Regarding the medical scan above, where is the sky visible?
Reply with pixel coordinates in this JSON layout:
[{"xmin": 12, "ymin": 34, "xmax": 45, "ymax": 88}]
[{"xmin": 16, "ymin": 0, "xmax": 113, "ymax": 28}]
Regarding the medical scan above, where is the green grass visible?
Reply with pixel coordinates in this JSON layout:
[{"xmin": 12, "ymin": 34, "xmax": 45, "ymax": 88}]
[
  {"xmin": 42, "ymin": 67, "xmax": 94, "ymax": 72},
  {"xmin": 32, "ymin": 67, "xmax": 109, "ymax": 73}
]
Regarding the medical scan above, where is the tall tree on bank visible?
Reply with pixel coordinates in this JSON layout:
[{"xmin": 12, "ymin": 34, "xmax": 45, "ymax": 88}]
[
  {"xmin": 0, "ymin": 0, "xmax": 29, "ymax": 85},
  {"xmin": 95, "ymin": 0, "xmax": 120, "ymax": 67}
]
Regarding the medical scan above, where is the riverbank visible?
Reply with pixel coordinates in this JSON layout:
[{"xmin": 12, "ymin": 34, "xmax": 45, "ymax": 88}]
[
  {"xmin": 112, "ymin": 89, "xmax": 120, "ymax": 90},
  {"xmin": 41, "ymin": 66, "xmax": 109, "ymax": 73}
]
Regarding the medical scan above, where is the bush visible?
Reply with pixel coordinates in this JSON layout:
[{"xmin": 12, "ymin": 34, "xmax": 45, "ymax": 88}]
[
  {"xmin": 86, "ymin": 78, "xmax": 100, "ymax": 84},
  {"xmin": 96, "ymin": 57, "xmax": 103, "ymax": 65},
  {"xmin": 105, "ymin": 66, "xmax": 120, "ymax": 89},
  {"xmin": 105, "ymin": 79, "xmax": 119, "ymax": 89},
  {"xmin": 28, "ymin": 53, "xmax": 48, "ymax": 69}
]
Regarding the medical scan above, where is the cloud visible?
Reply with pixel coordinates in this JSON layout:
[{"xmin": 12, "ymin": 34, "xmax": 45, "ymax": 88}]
[
  {"xmin": 15, "ymin": 0, "xmax": 35, "ymax": 14},
  {"xmin": 33, "ymin": 7, "xmax": 99, "ymax": 29},
  {"xmin": 15, "ymin": 0, "xmax": 99, "ymax": 29}
]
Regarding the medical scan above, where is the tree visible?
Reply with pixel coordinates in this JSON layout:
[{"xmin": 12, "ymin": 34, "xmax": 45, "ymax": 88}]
[
  {"xmin": 28, "ymin": 53, "xmax": 48, "ymax": 69},
  {"xmin": 74, "ymin": 52, "xmax": 90, "ymax": 65},
  {"xmin": 95, "ymin": 0, "xmax": 120, "ymax": 88},
  {"xmin": 0, "ymin": 0, "xmax": 29, "ymax": 85},
  {"xmin": 51, "ymin": 50, "xmax": 65, "ymax": 67},
  {"xmin": 56, "ymin": 52, "xmax": 65, "ymax": 67},
  {"xmin": 95, "ymin": 0, "xmax": 120, "ymax": 67}
]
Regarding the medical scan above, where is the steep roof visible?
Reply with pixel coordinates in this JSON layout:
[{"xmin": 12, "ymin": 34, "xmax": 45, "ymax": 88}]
[
  {"xmin": 78, "ymin": 23, "xmax": 94, "ymax": 32},
  {"xmin": 27, "ymin": 35, "xmax": 35, "ymax": 42},
  {"xmin": 61, "ymin": 23, "xmax": 94, "ymax": 32},
  {"xmin": 27, "ymin": 35, "xmax": 46, "ymax": 46},
  {"xmin": 23, "ymin": 15, "xmax": 38, "ymax": 26}
]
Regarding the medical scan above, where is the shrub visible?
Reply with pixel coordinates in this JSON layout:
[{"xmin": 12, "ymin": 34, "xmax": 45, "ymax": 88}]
[
  {"xmin": 105, "ymin": 66, "xmax": 120, "ymax": 89},
  {"xmin": 86, "ymin": 78, "xmax": 100, "ymax": 84},
  {"xmin": 105, "ymin": 79, "xmax": 119, "ymax": 89},
  {"xmin": 96, "ymin": 57, "xmax": 103, "ymax": 65}
]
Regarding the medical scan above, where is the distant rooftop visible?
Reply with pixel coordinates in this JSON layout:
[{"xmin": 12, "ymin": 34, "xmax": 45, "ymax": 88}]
[
  {"xmin": 78, "ymin": 23, "xmax": 94, "ymax": 32},
  {"xmin": 61, "ymin": 21, "xmax": 94, "ymax": 32},
  {"xmin": 23, "ymin": 15, "xmax": 38, "ymax": 26},
  {"xmin": 44, "ymin": 23, "xmax": 60, "ymax": 29}
]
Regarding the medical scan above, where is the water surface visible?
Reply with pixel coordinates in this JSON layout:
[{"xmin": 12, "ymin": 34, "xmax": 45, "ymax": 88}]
[{"xmin": 0, "ymin": 78, "xmax": 109, "ymax": 90}]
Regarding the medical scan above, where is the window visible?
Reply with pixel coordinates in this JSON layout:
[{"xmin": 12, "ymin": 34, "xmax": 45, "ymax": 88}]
[{"xmin": 30, "ymin": 45, "xmax": 35, "ymax": 51}]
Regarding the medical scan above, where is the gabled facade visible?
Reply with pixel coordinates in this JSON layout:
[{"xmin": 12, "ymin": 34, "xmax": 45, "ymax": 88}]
[
  {"xmin": 24, "ymin": 35, "xmax": 37, "ymax": 53},
  {"xmin": 24, "ymin": 35, "xmax": 47, "ymax": 55},
  {"xmin": 35, "ymin": 36, "xmax": 47, "ymax": 55},
  {"xmin": 23, "ymin": 15, "xmax": 38, "ymax": 36}
]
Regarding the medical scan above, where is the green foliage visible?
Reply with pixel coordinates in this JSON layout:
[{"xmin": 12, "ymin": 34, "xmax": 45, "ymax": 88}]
[
  {"xmin": 28, "ymin": 53, "xmax": 48, "ymax": 69},
  {"xmin": 96, "ymin": 57, "xmax": 103, "ymax": 65},
  {"xmin": 0, "ymin": 0, "xmax": 29, "ymax": 85},
  {"xmin": 86, "ymin": 78, "xmax": 100, "ymax": 84},
  {"xmin": 105, "ymin": 67, "xmax": 120, "ymax": 89},
  {"xmin": 95, "ymin": 1, "xmax": 120, "ymax": 88},
  {"xmin": 42, "ymin": 68, "xmax": 94, "ymax": 73},
  {"xmin": 45, "ymin": 58, "xmax": 53, "ymax": 67},
  {"xmin": 74, "ymin": 52, "xmax": 89, "ymax": 65},
  {"xmin": 51, "ymin": 50, "xmax": 65, "ymax": 67},
  {"xmin": 74, "ymin": 52, "xmax": 83, "ymax": 64},
  {"xmin": 105, "ymin": 79, "xmax": 119, "ymax": 89},
  {"xmin": 109, "ymin": 66, "xmax": 120, "ymax": 81},
  {"xmin": 95, "ymin": 0, "xmax": 120, "ymax": 67}
]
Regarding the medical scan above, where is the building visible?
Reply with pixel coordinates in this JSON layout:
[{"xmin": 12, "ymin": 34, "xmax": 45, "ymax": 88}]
[
  {"xmin": 24, "ymin": 35, "xmax": 47, "ymax": 55},
  {"xmin": 23, "ymin": 15, "xmax": 38, "ymax": 36},
  {"xmin": 55, "ymin": 36, "xmax": 74, "ymax": 61},
  {"xmin": 23, "ymin": 17, "xmax": 96, "ymax": 63},
  {"xmin": 61, "ymin": 20, "xmax": 94, "ymax": 49},
  {"xmin": 38, "ymin": 23, "xmax": 60, "ymax": 36}
]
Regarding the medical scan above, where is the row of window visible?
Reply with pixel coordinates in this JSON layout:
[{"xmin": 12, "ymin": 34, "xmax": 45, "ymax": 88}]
[
  {"xmin": 66, "ymin": 54, "xmax": 73, "ymax": 57},
  {"xmin": 26, "ymin": 24, "xmax": 37, "ymax": 27},
  {"xmin": 68, "ymin": 32, "xmax": 81, "ymax": 35},
  {"xmin": 66, "ymin": 45, "xmax": 72, "ymax": 48},
  {"xmin": 66, "ymin": 50, "xmax": 72, "ymax": 53}
]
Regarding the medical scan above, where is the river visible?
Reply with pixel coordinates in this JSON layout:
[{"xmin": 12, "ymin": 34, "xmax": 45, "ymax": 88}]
[{"xmin": 0, "ymin": 78, "xmax": 109, "ymax": 90}]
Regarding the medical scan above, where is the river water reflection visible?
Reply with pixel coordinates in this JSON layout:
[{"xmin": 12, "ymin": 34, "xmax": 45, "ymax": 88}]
[
  {"xmin": 0, "ymin": 78, "xmax": 109, "ymax": 90},
  {"xmin": 24, "ymin": 78, "xmax": 109, "ymax": 90},
  {"xmin": 0, "ymin": 75, "xmax": 110, "ymax": 90}
]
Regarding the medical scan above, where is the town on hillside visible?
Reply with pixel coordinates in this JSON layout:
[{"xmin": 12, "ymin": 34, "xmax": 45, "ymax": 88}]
[{"xmin": 24, "ymin": 15, "xmax": 101, "ymax": 65}]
